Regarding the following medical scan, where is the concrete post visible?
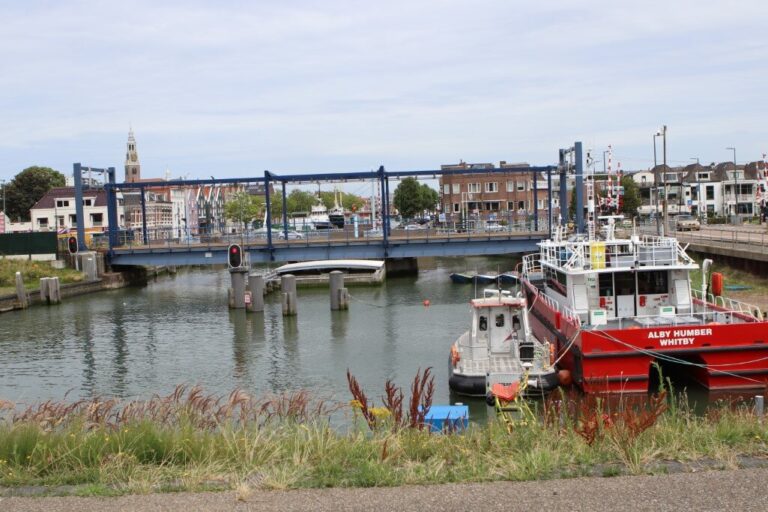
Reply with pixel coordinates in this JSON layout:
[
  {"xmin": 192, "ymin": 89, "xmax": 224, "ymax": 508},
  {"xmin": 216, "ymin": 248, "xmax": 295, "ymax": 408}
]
[
  {"xmin": 247, "ymin": 273, "xmax": 265, "ymax": 312},
  {"xmin": 330, "ymin": 271, "xmax": 344, "ymax": 310},
  {"xmin": 15, "ymin": 271, "xmax": 28, "ymax": 309},
  {"xmin": 756, "ymin": 395, "xmax": 764, "ymax": 421},
  {"xmin": 281, "ymin": 274, "xmax": 297, "ymax": 316},
  {"xmin": 82, "ymin": 252, "xmax": 98, "ymax": 281},
  {"xmin": 229, "ymin": 268, "xmax": 248, "ymax": 309},
  {"xmin": 338, "ymin": 287, "xmax": 349, "ymax": 310}
]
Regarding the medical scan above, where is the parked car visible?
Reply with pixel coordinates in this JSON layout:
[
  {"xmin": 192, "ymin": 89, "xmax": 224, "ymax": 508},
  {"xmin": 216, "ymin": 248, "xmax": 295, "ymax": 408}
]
[
  {"xmin": 676, "ymin": 215, "xmax": 701, "ymax": 231},
  {"xmin": 484, "ymin": 221, "xmax": 505, "ymax": 232},
  {"xmin": 403, "ymin": 224, "xmax": 425, "ymax": 231}
]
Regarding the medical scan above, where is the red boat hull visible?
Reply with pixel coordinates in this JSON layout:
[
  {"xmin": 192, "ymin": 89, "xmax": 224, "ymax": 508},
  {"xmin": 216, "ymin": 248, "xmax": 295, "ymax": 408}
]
[{"xmin": 524, "ymin": 281, "xmax": 768, "ymax": 393}]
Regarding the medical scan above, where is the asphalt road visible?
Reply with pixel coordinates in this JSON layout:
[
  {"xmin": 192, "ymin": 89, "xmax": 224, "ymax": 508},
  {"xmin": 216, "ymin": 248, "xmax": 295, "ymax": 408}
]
[{"xmin": 3, "ymin": 467, "xmax": 767, "ymax": 512}]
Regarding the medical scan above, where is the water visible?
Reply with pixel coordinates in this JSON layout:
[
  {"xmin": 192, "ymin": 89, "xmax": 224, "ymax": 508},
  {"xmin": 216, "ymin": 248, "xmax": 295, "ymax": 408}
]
[{"xmin": 0, "ymin": 256, "xmax": 516, "ymax": 415}]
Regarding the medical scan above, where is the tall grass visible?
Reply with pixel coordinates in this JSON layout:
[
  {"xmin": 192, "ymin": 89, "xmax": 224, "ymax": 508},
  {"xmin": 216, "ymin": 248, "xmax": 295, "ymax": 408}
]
[
  {"xmin": 0, "ymin": 259, "xmax": 83, "ymax": 293},
  {"xmin": 0, "ymin": 383, "xmax": 766, "ymax": 494}
]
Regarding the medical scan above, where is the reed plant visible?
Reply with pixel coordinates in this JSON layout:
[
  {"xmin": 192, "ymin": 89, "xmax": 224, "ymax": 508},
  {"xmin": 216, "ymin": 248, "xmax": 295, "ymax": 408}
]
[{"xmin": 0, "ymin": 381, "xmax": 767, "ymax": 495}]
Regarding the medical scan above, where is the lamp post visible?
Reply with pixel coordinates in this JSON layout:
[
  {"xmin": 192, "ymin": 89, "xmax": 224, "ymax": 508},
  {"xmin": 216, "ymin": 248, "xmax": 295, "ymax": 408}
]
[
  {"xmin": 653, "ymin": 131, "xmax": 661, "ymax": 235},
  {"xmin": 726, "ymin": 147, "xmax": 737, "ymax": 221}
]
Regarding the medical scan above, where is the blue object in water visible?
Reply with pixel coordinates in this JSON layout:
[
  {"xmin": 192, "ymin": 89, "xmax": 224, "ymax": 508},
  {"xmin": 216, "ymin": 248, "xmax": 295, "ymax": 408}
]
[{"xmin": 423, "ymin": 405, "xmax": 469, "ymax": 433}]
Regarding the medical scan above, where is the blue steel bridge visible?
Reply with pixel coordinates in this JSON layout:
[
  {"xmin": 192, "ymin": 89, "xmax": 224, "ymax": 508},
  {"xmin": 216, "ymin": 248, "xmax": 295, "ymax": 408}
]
[{"xmin": 75, "ymin": 143, "xmax": 585, "ymax": 267}]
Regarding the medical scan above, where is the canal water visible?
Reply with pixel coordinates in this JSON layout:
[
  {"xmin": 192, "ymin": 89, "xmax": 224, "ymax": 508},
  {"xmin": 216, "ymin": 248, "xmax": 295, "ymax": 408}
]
[{"xmin": 0, "ymin": 256, "xmax": 519, "ymax": 418}]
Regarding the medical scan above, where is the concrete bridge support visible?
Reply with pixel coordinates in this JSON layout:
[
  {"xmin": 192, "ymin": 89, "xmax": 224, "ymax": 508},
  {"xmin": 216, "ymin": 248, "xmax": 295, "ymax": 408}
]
[
  {"xmin": 330, "ymin": 271, "xmax": 349, "ymax": 310},
  {"xmin": 281, "ymin": 274, "xmax": 298, "ymax": 316},
  {"xmin": 247, "ymin": 273, "xmax": 265, "ymax": 312},
  {"xmin": 229, "ymin": 268, "xmax": 249, "ymax": 309},
  {"xmin": 386, "ymin": 257, "xmax": 418, "ymax": 277}
]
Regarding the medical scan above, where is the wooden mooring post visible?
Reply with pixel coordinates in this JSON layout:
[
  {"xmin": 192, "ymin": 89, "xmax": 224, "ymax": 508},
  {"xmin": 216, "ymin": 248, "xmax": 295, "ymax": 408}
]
[{"xmin": 15, "ymin": 272, "xmax": 28, "ymax": 309}]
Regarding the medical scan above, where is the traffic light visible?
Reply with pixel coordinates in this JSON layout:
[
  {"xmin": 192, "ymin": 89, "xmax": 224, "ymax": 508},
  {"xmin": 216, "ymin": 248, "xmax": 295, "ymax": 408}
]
[
  {"xmin": 228, "ymin": 243, "xmax": 243, "ymax": 268},
  {"xmin": 67, "ymin": 236, "xmax": 78, "ymax": 255}
]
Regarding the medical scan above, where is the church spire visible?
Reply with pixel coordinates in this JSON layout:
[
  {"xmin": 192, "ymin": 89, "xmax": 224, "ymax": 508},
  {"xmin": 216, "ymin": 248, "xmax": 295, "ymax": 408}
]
[{"xmin": 125, "ymin": 128, "xmax": 141, "ymax": 183}]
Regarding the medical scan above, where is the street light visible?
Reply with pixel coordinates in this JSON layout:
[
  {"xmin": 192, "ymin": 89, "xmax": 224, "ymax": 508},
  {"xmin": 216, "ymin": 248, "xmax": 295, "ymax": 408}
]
[
  {"xmin": 690, "ymin": 158, "xmax": 700, "ymax": 218},
  {"xmin": 726, "ymin": 147, "xmax": 737, "ymax": 220}
]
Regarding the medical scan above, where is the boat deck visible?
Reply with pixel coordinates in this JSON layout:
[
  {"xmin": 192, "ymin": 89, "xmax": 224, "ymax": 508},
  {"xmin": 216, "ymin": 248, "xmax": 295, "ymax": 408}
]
[{"xmin": 460, "ymin": 354, "xmax": 526, "ymax": 377}]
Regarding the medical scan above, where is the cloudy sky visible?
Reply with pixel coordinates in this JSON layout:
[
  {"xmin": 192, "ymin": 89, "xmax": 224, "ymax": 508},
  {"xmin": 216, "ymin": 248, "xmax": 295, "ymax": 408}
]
[{"xmin": 1, "ymin": 1, "xmax": 766, "ymax": 182}]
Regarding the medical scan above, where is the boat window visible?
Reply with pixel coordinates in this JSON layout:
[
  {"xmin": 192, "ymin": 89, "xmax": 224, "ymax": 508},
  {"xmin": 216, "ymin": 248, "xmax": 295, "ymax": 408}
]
[
  {"xmin": 495, "ymin": 314, "xmax": 505, "ymax": 327},
  {"xmin": 638, "ymin": 271, "xmax": 668, "ymax": 295},
  {"xmin": 512, "ymin": 315, "xmax": 520, "ymax": 330},
  {"xmin": 479, "ymin": 316, "xmax": 487, "ymax": 331},
  {"xmin": 614, "ymin": 272, "xmax": 635, "ymax": 295},
  {"xmin": 519, "ymin": 342, "xmax": 534, "ymax": 363},
  {"xmin": 598, "ymin": 273, "xmax": 614, "ymax": 297}
]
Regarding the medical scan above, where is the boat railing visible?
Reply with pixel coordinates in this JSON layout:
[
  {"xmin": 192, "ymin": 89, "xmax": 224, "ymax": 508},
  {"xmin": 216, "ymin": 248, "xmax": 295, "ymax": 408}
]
[
  {"xmin": 691, "ymin": 289, "xmax": 762, "ymax": 320},
  {"xmin": 522, "ymin": 254, "xmax": 541, "ymax": 276},
  {"xmin": 594, "ymin": 309, "xmax": 746, "ymax": 330},
  {"xmin": 538, "ymin": 292, "xmax": 582, "ymax": 327}
]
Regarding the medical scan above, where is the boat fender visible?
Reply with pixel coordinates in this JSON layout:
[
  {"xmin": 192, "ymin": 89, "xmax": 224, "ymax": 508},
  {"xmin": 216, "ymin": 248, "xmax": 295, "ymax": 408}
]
[
  {"xmin": 639, "ymin": 295, "xmax": 647, "ymax": 307},
  {"xmin": 423, "ymin": 299, "xmax": 430, "ymax": 307},
  {"xmin": 485, "ymin": 392, "xmax": 496, "ymax": 407},
  {"xmin": 450, "ymin": 345, "xmax": 461, "ymax": 367},
  {"xmin": 555, "ymin": 312, "xmax": 562, "ymax": 330},
  {"xmin": 548, "ymin": 342, "xmax": 555, "ymax": 366},
  {"xmin": 557, "ymin": 369, "xmax": 573, "ymax": 386},
  {"xmin": 711, "ymin": 272, "xmax": 724, "ymax": 297}
]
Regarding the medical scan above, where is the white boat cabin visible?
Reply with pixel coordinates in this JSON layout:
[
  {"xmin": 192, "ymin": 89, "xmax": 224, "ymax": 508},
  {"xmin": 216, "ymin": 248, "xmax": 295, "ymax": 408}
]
[{"xmin": 465, "ymin": 297, "xmax": 532, "ymax": 360}]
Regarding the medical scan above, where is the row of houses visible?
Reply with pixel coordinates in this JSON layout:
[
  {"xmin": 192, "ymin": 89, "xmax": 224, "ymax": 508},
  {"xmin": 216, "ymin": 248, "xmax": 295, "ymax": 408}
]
[{"xmin": 629, "ymin": 161, "xmax": 768, "ymax": 218}]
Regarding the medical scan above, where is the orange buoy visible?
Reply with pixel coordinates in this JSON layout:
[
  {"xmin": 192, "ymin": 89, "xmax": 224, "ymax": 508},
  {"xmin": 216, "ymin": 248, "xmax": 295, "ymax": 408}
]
[
  {"xmin": 711, "ymin": 272, "xmax": 723, "ymax": 297},
  {"xmin": 423, "ymin": 299, "xmax": 430, "ymax": 307},
  {"xmin": 557, "ymin": 369, "xmax": 573, "ymax": 386}
]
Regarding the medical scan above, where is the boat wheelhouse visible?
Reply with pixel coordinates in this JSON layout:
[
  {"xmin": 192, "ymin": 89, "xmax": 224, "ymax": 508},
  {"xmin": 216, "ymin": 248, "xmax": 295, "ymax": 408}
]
[
  {"xmin": 449, "ymin": 290, "xmax": 558, "ymax": 397},
  {"xmin": 521, "ymin": 225, "xmax": 767, "ymax": 393}
]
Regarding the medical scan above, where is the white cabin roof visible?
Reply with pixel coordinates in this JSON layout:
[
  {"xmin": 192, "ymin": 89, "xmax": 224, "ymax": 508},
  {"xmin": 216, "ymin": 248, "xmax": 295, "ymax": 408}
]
[
  {"xmin": 470, "ymin": 297, "xmax": 526, "ymax": 309},
  {"xmin": 276, "ymin": 259, "xmax": 384, "ymax": 274}
]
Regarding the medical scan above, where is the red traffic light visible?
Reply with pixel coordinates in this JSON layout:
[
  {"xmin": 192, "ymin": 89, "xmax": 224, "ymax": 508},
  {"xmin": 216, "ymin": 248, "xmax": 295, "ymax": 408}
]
[
  {"xmin": 227, "ymin": 243, "xmax": 243, "ymax": 268},
  {"xmin": 67, "ymin": 236, "xmax": 78, "ymax": 255}
]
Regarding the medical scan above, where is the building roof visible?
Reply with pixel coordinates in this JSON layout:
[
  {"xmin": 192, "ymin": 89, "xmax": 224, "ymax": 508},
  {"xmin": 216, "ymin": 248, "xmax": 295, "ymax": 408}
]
[{"xmin": 31, "ymin": 187, "xmax": 108, "ymax": 210}]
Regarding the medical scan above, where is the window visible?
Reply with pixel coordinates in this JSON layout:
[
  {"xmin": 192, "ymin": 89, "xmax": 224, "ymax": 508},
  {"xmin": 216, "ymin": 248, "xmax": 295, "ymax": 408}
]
[
  {"xmin": 507, "ymin": 201, "xmax": 516, "ymax": 210},
  {"xmin": 614, "ymin": 272, "xmax": 635, "ymax": 296},
  {"xmin": 637, "ymin": 271, "xmax": 668, "ymax": 295},
  {"xmin": 91, "ymin": 213, "xmax": 103, "ymax": 226},
  {"xmin": 479, "ymin": 316, "xmax": 487, "ymax": 331},
  {"xmin": 506, "ymin": 180, "xmax": 515, "ymax": 192},
  {"xmin": 56, "ymin": 200, "xmax": 70, "ymax": 208},
  {"xmin": 495, "ymin": 314, "xmax": 505, "ymax": 327},
  {"xmin": 484, "ymin": 201, "xmax": 499, "ymax": 211},
  {"xmin": 443, "ymin": 184, "xmax": 450, "ymax": 194},
  {"xmin": 697, "ymin": 172, "xmax": 710, "ymax": 181},
  {"xmin": 517, "ymin": 200, "xmax": 525, "ymax": 210},
  {"xmin": 83, "ymin": 199, "xmax": 93, "ymax": 206},
  {"xmin": 452, "ymin": 183, "xmax": 460, "ymax": 194},
  {"xmin": 706, "ymin": 185, "xmax": 715, "ymax": 200},
  {"xmin": 468, "ymin": 183, "xmax": 480, "ymax": 193},
  {"xmin": 516, "ymin": 182, "xmax": 525, "ymax": 191},
  {"xmin": 641, "ymin": 176, "xmax": 647, "ymax": 185},
  {"xmin": 453, "ymin": 203, "xmax": 460, "ymax": 213},
  {"xmin": 69, "ymin": 214, "xmax": 77, "ymax": 227},
  {"xmin": 37, "ymin": 218, "xmax": 49, "ymax": 228},
  {"xmin": 484, "ymin": 182, "xmax": 498, "ymax": 193},
  {"xmin": 598, "ymin": 273, "xmax": 613, "ymax": 297}
]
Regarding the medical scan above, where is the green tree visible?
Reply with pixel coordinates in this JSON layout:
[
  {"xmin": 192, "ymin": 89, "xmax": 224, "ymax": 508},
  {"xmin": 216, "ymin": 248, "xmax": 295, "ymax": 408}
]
[
  {"xmin": 393, "ymin": 177, "xmax": 424, "ymax": 218},
  {"xmin": 619, "ymin": 175, "xmax": 641, "ymax": 217},
  {"xmin": 5, "ymin": 166, "xmax": 66, "ymax": 222},
  {"xmin": 419, "ymin": 184, "xmax": 438, "ymax": 213},
  {"xmin": 287, "ymin": 190, "xmax": 316, "ymax": 214},
  {"xmin": 224, "ymin": 191, "xmax": 260, "ymax": 230}
]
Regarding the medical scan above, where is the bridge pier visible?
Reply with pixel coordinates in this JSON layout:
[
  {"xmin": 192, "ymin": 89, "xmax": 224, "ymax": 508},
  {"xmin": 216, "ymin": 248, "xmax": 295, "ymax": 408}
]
[
  {"xmin": 229, "ymin": 267, "xmax": 249, "ymax": 309},
  {"xmin": 385, "ymin": 257, "xmax": 418, "ymax": 277}
]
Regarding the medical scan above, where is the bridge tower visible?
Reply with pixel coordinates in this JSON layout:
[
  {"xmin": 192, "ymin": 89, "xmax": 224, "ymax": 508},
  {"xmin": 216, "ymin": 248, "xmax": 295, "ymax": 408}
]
[{"xmin": 125, "ymin": 128, "xmax": 141, "ymax": 183}]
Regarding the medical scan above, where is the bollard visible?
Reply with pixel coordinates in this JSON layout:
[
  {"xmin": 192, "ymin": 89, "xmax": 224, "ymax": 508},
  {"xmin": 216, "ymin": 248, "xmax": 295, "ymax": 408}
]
[
  {"xmin": 247, "ymin": 273, "xmax": 265, "ymax": 312},
  {"xmin": 229, "ymin": 268, "xmax": 248, "ymax": 309},
  {"xmin": 756, "ymin": 395, "xmax": 764, "ymax": 421},
  {"xmin": 330, "ymin": 271, "xmax": 344, "ymax": 310},
  {"xmin": 281, "ymin": 274, "xmax": 297, "ymax": 315},
  {"xmin": 338, "ymin": 287, "xmax": 349, "ymax": 310},
  {"xmin": 15, "ymin": 272, "xmax": 28, "ymax": 309}
]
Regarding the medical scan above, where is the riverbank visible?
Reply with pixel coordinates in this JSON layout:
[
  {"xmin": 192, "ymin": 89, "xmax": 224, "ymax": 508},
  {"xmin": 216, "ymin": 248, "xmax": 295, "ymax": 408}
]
[
  {"xmin": 4, "ymin": 467, "xmax": 768, "ymax": 511},
  {"xmin": 1, "ymin": 385, "xmax": 766, "ymax": 497}
]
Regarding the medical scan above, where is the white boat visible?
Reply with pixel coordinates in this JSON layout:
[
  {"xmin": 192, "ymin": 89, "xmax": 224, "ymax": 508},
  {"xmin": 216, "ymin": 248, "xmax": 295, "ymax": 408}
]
[
  {"xmin": 274, "ymin": 259, "xmax": 385, "ymax": 284},
  {"xmin": 448, "ymin": 289, "xmax": 559, "ymax": 399}
]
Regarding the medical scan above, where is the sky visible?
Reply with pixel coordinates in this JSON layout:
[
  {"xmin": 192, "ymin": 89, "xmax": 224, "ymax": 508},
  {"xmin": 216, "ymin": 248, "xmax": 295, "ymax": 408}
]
[{"xmin": 1, "ymin": 0, "xmax": 767, "ymax": 184}]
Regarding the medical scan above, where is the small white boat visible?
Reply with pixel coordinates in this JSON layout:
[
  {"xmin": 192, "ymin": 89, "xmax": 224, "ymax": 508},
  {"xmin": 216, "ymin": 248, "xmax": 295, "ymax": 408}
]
[
  {"xmin": 448, "ymin": 289, "xmax": 559, "ymax": 399},
  {"xmin": 274, "ymin": 259, "xmax": 385, "ymax": 284}
]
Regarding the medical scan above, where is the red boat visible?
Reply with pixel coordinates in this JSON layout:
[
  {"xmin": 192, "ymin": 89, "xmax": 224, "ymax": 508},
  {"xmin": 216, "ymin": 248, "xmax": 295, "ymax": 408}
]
[{"xmin": 521, "ymin": 224, "xmax": 768, "ymax": 394}]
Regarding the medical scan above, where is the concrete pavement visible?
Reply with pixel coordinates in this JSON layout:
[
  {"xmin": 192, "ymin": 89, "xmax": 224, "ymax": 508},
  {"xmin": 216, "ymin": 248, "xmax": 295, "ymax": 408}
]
[{"xmin": 3, "ymin": 467, "xmax": 767, "ymax": 511}]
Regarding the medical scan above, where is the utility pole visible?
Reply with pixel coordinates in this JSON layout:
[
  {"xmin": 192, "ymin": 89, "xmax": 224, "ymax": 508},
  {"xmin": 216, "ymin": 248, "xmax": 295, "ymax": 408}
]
[
  {"xmin": 653, "ymin": 131, "xmax": 660, "ymax": 235},
  {"xmin": 661, "ymin": 125, "xmax": 668, "ymax": 236},
  {"xmin": 726, "ymin": 147, "xmax": 737, "ymax": 222}
]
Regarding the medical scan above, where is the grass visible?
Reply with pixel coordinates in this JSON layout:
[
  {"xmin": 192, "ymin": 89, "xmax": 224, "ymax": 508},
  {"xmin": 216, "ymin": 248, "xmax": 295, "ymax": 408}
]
[
  {"xmin": 0, "ymin": 259, "xmax": 84, "ymax": 296},
  {"xmin": 0, "ymin": 381, "xmax": 767, "ymax": 496}
]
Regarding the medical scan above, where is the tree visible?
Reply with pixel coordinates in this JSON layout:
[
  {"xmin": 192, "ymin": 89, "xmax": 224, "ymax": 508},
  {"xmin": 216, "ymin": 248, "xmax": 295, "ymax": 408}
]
[
  {"xmin": 393, "ymin": 178, "xmax": 424, "ymax": 219},
  {"xmin": 5, "ymin": 166, "xmax": 66, "ymax": 222},
  {"xmin": 224, "ymin": 191, "xmax": 260, "ymax": 230},
  {"xmin": 419, "ymin": 184, "xmax": 439, "ymax": 213},
  {"xmin": 287, "ymin": 190, "xmax": 317, "ymax": 214},
  {"xmin": 619, "ymin": 175, "xmax": 641, "ymax": 217}
]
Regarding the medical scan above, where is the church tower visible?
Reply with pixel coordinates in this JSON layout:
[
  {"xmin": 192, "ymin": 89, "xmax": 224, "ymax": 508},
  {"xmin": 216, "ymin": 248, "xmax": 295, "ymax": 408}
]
[{"xmin": 125, "ymin": 128, "xmax": 141, "ymax": 183}]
